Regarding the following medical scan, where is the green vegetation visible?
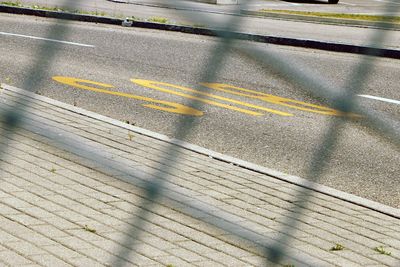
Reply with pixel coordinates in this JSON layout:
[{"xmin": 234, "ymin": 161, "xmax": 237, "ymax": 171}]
[
  {"xmin": 128, "ymin": 131, "xmax": 134, "ymax": 141},
  {"xmin": 1, "ymin": 1, "xmax": 23, "ymax": 7},
  {"xmin": 5, "ymin": 77, "xmax": 12, "ymax": 84},
  {"xmin": 260, "ymin": 9, "xmax": 400, "ymax": 24},
  {"xmin": 83, "ymin": 224, "xmax": 96, "ymax": 233},
  {"xmin": 0, "ymin": 2, "xmax": 189, "ymax": 26},
  {"xmin": 330, "ymin": 243, "xmax": 344, "ymax": 251},
  {"xmin": 148, "ymin": 16, "xmax": 168, "ymax": 24},
  {"xmin": 374, "ymin": 246, "xmax": 391, "ymax": 256},
  {"xmin": 1, "ymin": 1, "xmax": 108, "ymax": 16}
]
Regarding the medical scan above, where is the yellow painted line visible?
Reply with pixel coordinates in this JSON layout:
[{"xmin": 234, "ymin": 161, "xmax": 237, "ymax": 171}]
[
  {"xmin": 52, "ymin": 76, "xmax": 203, "ymax": 116},
  {"xmin": 131, "ymin": 79, "xmax": 288, "ymax": 116},
  {"xmin": 201, "ymin": 83, "xmax": 346, "ymax": 116}
]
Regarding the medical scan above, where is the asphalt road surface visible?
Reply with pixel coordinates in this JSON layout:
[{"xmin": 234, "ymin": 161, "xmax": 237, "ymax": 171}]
[
  {"xmin": 8, "ymin": 0, "xmax": 400, "ymax": 50},
  {"xmin": 0, "ymin": 13, "xmax": 399, "ymax": 208}
]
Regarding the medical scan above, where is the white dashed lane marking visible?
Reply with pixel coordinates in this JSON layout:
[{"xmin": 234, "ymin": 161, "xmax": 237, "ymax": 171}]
[
  {"xmin": 358, "ymin": 94, "xmax": 400, "ymax": 105},
  {"xmin": 0, "ymin": 31, "xmax": 95, "ymax": 47}
]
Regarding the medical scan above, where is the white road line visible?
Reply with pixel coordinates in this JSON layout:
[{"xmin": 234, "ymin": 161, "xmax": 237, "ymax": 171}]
[
  {"xmin": 0, "ymin": 31, "xmax": 95, "ymax": 47},
  {"xmin": 340, "ymin": 2, "xmax": 357, "ymax": 6},
  {"xmin": 358, "ymin": 94, "xmax": 400, "ymax": 105}
]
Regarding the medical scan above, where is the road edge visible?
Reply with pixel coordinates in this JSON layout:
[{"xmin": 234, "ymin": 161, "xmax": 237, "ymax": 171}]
[
  {"xmin": 2, "ymin": 83, "xmax": 399, "ymax": 219},
  {"xmin": 241, "ymin": 10, "xmax": 400, "ymax": 31},
  {"xmin": 1, "ymin": 5, "xmax": 400, "ymax": 59}
]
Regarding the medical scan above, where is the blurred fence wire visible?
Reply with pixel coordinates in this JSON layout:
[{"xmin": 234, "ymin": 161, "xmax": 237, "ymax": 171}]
[{"xmin": 1, "ymin": 0, "xmax": 399, "ymax": 266}]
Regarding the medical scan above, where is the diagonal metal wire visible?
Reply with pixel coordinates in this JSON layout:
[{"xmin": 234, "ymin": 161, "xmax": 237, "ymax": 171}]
[
  {"xmin": 104, "ymin": 0, "xmax": 400, "ymax": 264},
  {"xmin": 0, "ymin": 0, "xmax": 87, "ymax": 162},
  {"xmin": 230, "ymin": 2, "xmax": 400, "ymax": 263},
  {"xmin": 109, "ymin": 1, "xmax": 264, "ymax": 265},
  {"xmin": 112, "ymin": 0, "xmax": 400, "ymax": 265},
  {"xmin": 235, "ymin": 44, "xmax": 400, "ymax": 149},
  {"xmin": 1, "ymin": 0, "xmax": 399, "ymax": 266},
  {"xmin": 0, "ymin": 95, "xmax": 313, "ymax": 264}
]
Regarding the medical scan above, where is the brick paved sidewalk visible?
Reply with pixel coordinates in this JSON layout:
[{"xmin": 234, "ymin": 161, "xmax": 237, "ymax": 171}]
[{"xmin": 0, "ymin": 84, "xmax": 399, "ymax": 266}]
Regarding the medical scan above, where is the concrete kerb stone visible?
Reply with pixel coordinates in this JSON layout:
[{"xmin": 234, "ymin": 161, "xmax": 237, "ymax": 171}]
[
  {"xmin": 2, "ymin": 83, "xmax": 400, "ymax": 220},
  {"xmin": 1, "ymin": 5, "xmax": 400, "ymax": 60}
]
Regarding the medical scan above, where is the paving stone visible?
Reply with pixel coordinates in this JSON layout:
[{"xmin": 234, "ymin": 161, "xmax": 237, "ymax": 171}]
[
  {"xmin": 77, "ymin": 247, "xmax": 115, "ymax": 264},
  {"xmin": 42, "ymin": 244, "xmax": 84, "ymax": 260},
  {"xmin": 67, "ymin": 256, "xmax": 103, "ymax": 267},
  {"xmin": 205, "ymin": 251, "xmax": 250, "ymax": 266},
  {"xmin": 330, "ymin": 249, "xmax": 380, "ymax": 265},
  {"xmin": 367, "ymin": 253, "xmax": 400, "ymax": 266},
  {"xmin": 30, "ymin": 254, "xmax": 73, "ymax": 267},
  {"xmin": 5, "ymin": 213, "xmax": 43, "ymax": 226},
  {"xmin": 0, "ymin": 182, "xmax": 25, "ymax": 193},
  {"xmin": 343, "ymin": 234, "xmax": 384, "ymax": 249},
  {"xmin": 5, "ymin": 241, "xmax": 46, "ymax": 256},
  {"xmin": 0, "ymin": 229, "xmax": 20, "ymax": 242},
  {"xmin": 239, "ymin": 255, "xmax": 268, "ymax": 266},
  {"xmin": 378, "ymin": 238, "xmax": 400, "ymax": 250},
  {"xmin": 19, "ymin": 206, "xmax": 57, "ymax": 219},
  {"xmin": 141, "ymin": 235, "xmax": 178, "ymax": 250},
  {"xmin": 323, "ymin": 257, "xmax": 363, "ymax": 267},
  {"xmin": 125, "ymin": 254, "xmax": 159, "ymax": 266},
  {"xmin": 11, "ymin": 192, "xmax": 49, "ymax": 205},
  {"xmin": 0, "ymin": 87, "xmax": 399, "ymax": 267},
  {"xmin": 0, "ymin": 251, "xmax": 33, "ymax": 265},
  {"xmin": 44, "ymin": 195, "xmax": 79, "ymax": 207},
  {"xmin": 53, "ymin": 210, "xmax": 91, "ymax": 222},
  {"xmin": 40, "ymin": 216, "xmax": 79, "ymax": 230},
  {"xmin": 23, "ymin": 233, "xmax": 59, "ymax": 246},
  {"xmin": 0, "ymin": 203, "xmax": 20, "ymax": 215},
  {"xmin": 0, "ymin": 197, "xmax": 33, "ymax": 209},
  {"xmin": 152, "ymin": 255, "xmax": 191, "ymax": 266},
  {"xmin": 31, "ymin": 224, "xmax": 70, "ymax": 238},
  {"xmin": 54, "ymin": 236, "xmax": 97, "ymax": 250},
  {"xmin": 193, "ymin": 260, "xmax": 227, "ymax": 267}
]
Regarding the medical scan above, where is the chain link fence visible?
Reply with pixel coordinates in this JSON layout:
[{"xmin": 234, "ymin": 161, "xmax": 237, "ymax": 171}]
[{"xmin": 1, "ymin": 0, "xmax": 399, "ymax": 266}]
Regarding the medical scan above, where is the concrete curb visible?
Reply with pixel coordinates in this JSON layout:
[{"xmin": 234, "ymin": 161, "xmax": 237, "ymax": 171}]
[
  {"xmin": 2, "ymin": 83, "xmax": 399, "ymax": 219},
  {"xmin": 241, "ymin": 10, "xmax": 400, "ymax": 31},
  {"xmin": 1, "ymin": 5, "xmax": 400, "ymax": 59}
]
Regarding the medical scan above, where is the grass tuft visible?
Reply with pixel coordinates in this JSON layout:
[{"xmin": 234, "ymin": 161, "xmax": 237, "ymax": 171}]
[
  {"xmin": 1, "ymin": 1, "xmax": 23, "ymax": 7},
  {"xmin": 128, "ymin": 131, "xmax": 134, "ymax": 141},
  {"xmin": 330, "ymin": 243, "xmax": 344, "ymax": 251},
  {"xmin": 260, "ymin": 9, "xmax": 400, "ymax": 24},
  {"xmin": 374, "ymin": 246, "xmax": 391, "ymax": 256},
  {"xmin": 1, "ymin": 1, "xmax": 109, "ymax": 16},
  {"xmin": 83, "ymin": 224, "xmax": 96, "ymax": 233},
  {"xmin": 148, "ymin": 16, "xmax": 169, "ymax": 24}
]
